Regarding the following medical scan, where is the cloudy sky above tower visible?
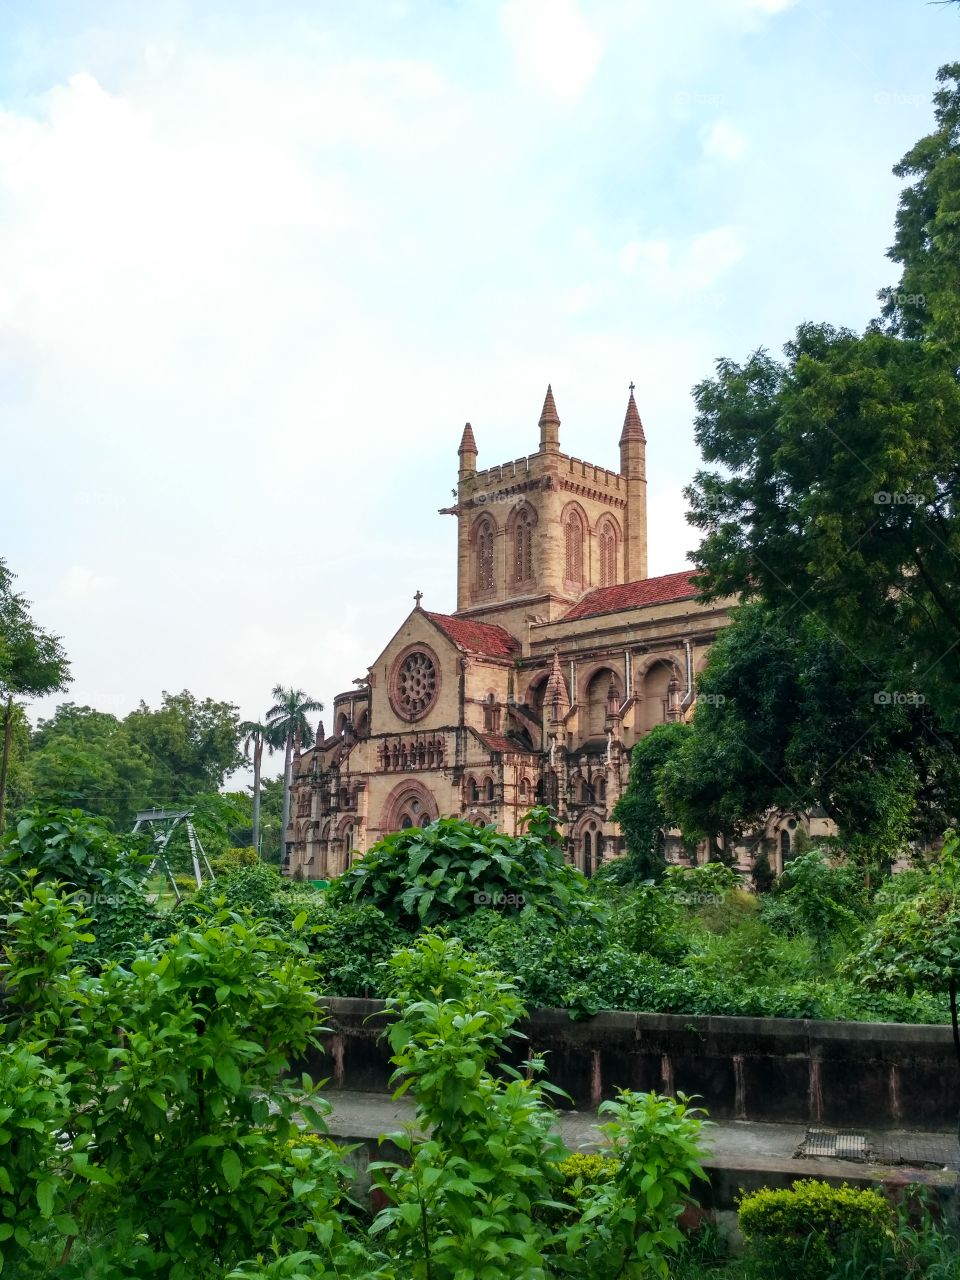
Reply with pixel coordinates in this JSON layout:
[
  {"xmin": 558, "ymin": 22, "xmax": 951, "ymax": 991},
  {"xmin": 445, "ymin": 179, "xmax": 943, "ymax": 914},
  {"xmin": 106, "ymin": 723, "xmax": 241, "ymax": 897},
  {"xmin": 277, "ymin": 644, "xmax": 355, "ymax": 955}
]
[{"xmin": 0, "ymin": 0, "xmax": 952, "ymax": 745}]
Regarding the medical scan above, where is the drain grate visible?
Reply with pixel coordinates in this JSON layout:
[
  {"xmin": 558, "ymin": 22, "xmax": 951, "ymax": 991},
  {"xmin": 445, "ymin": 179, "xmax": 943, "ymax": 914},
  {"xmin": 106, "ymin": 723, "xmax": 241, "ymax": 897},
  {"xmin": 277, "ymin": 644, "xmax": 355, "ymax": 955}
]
[{"xmin": 797, "ymin": 1128, "xmax": 867, "ymax": 1162}]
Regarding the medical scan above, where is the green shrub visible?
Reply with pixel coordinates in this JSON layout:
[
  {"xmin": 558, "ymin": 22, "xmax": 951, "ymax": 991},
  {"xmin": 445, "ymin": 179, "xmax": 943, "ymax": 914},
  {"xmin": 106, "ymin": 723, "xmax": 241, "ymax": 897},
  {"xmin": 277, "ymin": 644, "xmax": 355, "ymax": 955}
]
[
  {"xmin": 661, "ymin": 863, "xmax": 738, "ymax": 907},
  {"xmin": 0, "ymin": 807, "xmax": 148, "ymax": 898},
  {"xmin": 305, "ymin": 901, "xmax": 407, "ymax": 998},
  {"xmin": 0, "ymin": 1044, "xmax": 74, "ymax": 1272},
  {"xmin": 568, "ymin": 1090, "xmax": 708, "ymax": 1278},
  {"xmin": 764, "ymin": 851, "xmax": 870, "ymax": 963},
  {"xmin": 738, "ymin": 1179, "xmax": 894, "ymax": 1276},
  {"xmin": 329, "ymin": 807, "xmax": 600, "ymax": 930},
  {"xmin": 684, "ymin": 917, "xmax": 816, "ymax": 990},
  {"xmin": 373, "ymin": 933, "xmax": 708, "ymax": 1280},
  {"xmin": 608, "ymin": 884, "xmax": 689, "ymax": 963},
  {"xmin": 65, "ymin": 915, "xmax": 352, "ymax": 1277},
  {"xmin": 557, "ymin": 1152, "xmax": 619, "ymax": 1187},
  {"xmin": 175, "ymin": 863, "xmax": 296, "ymax": 931},
  {"xmin": 73, "ymin": 879, "xmax": 163, "ymax": 971}
]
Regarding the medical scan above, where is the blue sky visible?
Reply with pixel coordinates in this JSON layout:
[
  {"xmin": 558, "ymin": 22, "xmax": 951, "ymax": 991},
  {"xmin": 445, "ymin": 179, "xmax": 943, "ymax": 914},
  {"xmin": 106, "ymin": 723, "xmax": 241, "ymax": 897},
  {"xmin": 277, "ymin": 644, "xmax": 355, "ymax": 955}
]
[{"xmin": 0, "ymin": 0, "xmax": 953, "ymax": 746}]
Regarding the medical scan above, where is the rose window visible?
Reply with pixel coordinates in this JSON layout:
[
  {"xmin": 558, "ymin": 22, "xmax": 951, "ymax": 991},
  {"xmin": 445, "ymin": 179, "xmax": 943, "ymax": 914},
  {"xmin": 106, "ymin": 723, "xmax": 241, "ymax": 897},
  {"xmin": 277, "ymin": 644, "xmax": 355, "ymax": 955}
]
[{"xmin": 391, "ymin": 647, "xmax": 440, "ymax": 721}]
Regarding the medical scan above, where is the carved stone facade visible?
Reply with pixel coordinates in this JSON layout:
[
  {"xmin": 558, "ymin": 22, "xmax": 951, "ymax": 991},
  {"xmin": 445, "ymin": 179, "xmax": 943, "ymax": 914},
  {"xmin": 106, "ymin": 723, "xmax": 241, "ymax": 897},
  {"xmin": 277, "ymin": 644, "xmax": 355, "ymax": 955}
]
[{"xmin": 285, "ymin": 385, "xmax": 818, "ymax": 879}]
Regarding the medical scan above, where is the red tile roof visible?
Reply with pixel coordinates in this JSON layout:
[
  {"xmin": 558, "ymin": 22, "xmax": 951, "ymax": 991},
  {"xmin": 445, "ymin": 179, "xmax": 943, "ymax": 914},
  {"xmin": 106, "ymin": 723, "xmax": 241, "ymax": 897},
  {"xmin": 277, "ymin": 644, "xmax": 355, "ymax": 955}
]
[
  {"xmin": 478, "ymin": 732, "xmax": 528, "ymax": 754},
  {"xmin": 561, "ymin": 571, "xmax": 699, "ymax": 622},
  {"xmin": 425, "ymin": 611, "xmax": 520, "ymax": 659}
]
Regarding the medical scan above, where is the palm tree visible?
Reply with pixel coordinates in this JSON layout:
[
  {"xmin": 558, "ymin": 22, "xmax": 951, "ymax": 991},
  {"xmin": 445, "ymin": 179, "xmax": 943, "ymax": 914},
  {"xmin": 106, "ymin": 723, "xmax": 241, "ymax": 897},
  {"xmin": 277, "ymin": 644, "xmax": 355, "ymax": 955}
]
[
  {"xmin": 239, "ymin": 718, "xmax": 281, "ymax": 859},
  {"xmin": 266, "ymin": 686, "xmax": 323, "ymax": 866}
]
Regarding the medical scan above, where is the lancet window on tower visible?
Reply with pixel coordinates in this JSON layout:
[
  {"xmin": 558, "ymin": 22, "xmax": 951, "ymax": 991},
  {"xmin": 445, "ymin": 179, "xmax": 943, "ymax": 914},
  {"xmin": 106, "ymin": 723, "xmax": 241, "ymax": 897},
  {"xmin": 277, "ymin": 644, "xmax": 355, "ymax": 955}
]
[
  {"xmin": 564, "ymin": 510, "xmax": 584, "ymax": 585},
  {"xmin": 514, "ymin": 507, "xmax": 534, "ymax": 583},
  {"xmin": 476, "ymin": 517, "xmax": 495, "ymax": 592},
  {"xmin": 598, "ymin": 517, "xmax": 618, "ymax": 587}
]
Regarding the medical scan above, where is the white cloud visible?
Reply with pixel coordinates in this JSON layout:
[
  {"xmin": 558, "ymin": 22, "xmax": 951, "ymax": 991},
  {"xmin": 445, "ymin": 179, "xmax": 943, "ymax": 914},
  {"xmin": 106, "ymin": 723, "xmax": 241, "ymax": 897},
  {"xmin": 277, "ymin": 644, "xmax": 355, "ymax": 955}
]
[
  {"xmin": 63, "ymin": 566, "xmax": 114, "ymax": 598},
  {"xmin": 702, "ymin": 119, "xmax": 747, "ymax": 161},
  {"xmin": 617, "ymin": 227, "xmax": 744, "ymax": 293},
  {"xmin": 500, "ymin": 0, "xmax": 604, "ymax": 104}
]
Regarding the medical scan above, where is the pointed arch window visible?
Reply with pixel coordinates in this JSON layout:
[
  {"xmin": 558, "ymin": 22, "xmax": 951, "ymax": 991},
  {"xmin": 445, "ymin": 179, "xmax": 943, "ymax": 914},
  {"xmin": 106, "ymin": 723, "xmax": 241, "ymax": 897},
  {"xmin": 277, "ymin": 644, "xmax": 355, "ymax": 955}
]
[
  {"xmin": 598, "ymin": 520, "xmax": 618, "ymax": 587},
  {"xmin": 514, "ymin": 508, "xmax": 534, "ymax": 584},
  {"xmin": 476, "ymin": 518, "xmax": 495, "ymax": 592},
  {"xmin": 564, "ymin": 511, "xmax": 584, "ymax": 585}
]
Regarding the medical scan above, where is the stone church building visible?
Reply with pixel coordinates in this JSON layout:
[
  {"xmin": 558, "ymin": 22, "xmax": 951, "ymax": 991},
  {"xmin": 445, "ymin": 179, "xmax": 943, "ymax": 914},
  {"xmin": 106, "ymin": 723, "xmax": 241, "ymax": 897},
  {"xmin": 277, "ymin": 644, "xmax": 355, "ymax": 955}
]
[{"xmin": 285, "ymin": 386, "xmax": 820, "ymax": 880}]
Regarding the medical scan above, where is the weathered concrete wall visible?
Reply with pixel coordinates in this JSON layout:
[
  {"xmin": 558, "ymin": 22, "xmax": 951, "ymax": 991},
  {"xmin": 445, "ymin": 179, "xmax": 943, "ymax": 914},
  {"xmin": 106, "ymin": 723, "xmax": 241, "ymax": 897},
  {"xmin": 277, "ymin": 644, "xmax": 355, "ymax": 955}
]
[{"xmin": 306, "ymin": 1000, "xmax": 960, "ymax": 1129}]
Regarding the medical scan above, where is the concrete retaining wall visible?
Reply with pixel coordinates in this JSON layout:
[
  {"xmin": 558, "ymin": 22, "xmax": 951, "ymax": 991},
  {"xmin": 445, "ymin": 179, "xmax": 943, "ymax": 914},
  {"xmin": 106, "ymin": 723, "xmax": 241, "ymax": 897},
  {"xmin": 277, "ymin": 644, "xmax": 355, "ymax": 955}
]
[{"xmin": 306, "ymin": 999, "xmax": 960, "ymax": 1129}]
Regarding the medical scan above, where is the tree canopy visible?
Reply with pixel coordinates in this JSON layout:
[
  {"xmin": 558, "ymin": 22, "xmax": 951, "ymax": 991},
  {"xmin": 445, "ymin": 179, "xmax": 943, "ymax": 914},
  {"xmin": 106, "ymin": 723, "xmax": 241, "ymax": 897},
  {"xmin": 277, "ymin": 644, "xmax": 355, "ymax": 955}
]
[{"xmin": 686, "ymin": 65, "xmax": 960, "ymax": 721}]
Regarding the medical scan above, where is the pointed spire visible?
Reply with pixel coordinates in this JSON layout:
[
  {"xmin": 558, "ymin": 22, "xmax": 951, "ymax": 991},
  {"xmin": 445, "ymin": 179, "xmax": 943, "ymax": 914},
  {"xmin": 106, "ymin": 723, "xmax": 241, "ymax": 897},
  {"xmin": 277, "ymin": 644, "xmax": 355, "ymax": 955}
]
[
  {"xmin": 539, "ymin": 384, "xmax": 560, "ymax": 426},
  {"xmin": 544, "ymin": 650, "xmax": 570, "ymax": 723},
  {"xmin": 539, "ymin": 384, "xmax": 560, "ymax": 452},
  {"xmin": 619, "ymin": 381, "xmax": 646, "ymax": 446},
  {"xmin": 458, "ymin": 422, "xmax": 477, "ymax": 456},
  {"xmin": 458, "ymin": 421, "xmax": 477, "ymax": 478}
]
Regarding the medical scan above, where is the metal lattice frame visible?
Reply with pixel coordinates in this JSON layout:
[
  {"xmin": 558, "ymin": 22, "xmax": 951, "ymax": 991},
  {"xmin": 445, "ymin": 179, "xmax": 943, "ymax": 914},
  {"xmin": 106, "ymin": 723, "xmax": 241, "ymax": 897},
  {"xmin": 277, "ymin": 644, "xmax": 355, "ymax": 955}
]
[{"xmin": 132, "ymin": 808, "xmax": 216, "ymax": 902}]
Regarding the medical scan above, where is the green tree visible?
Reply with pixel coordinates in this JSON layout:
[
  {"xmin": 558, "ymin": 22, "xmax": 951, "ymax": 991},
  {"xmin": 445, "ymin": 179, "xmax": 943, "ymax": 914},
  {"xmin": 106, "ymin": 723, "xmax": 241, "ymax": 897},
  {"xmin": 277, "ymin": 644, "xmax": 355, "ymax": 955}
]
[
  {"xmin": 0, "ymin": 559, "xmax": 71, "ymax": 833},
  {"xmin": 27, "ymin": 704, "xmax": 156, "ymax": 828},
  {"xmin": 656, "ymin": 603, "xmax": 959, "ymax": 866},
  {"xmin": 123, "ymin": 689, "xmax": 244, "ymax": 801},
  {"xmin": 266, "ymin": 687, "xmax": 322, "ymax": 864},
  {"xmin": 330, "ymin": 807, "xmax": 597, "ymax": 930},
  {"xmin": 239, "ymin": 719, "xmax": 281, "ymax": 859},
  {"xmin": 610, "ymin": 723, "xmax": 690, "ymax": 883},
  {"xmin": 882, "ymin": 61, "xmax": 960, "ymax": 350},
  {"xmin": 257, "ymin": 774, "xmax": 285, "ymax": 864},
  {"xmin": 686, "ymin": 68, "xmax": 960, "ymax": 719}
]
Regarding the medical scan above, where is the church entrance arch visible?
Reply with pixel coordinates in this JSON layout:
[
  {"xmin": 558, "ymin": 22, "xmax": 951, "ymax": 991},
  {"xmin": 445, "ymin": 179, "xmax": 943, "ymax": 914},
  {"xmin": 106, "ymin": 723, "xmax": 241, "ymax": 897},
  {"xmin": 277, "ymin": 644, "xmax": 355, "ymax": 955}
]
[{"xmin": 382, "ymin": 779, "xmax": 440, "ymax": 835}]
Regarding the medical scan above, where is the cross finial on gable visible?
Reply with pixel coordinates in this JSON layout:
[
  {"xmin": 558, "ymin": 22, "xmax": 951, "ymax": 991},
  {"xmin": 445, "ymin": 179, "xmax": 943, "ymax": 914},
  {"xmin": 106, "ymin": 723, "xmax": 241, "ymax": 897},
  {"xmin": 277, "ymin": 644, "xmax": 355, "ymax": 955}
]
[{"xmin": 629, "ymin": 380, "xmax": 635, "ymax": 393}]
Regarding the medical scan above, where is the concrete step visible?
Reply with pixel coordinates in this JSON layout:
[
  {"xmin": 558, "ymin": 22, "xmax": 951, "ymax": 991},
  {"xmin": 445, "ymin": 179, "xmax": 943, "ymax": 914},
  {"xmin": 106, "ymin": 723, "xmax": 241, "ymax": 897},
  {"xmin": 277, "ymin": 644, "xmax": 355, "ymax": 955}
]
[{"xmin": 319, "ymin": 1089, "xmax": 959, "ymax": 1213}]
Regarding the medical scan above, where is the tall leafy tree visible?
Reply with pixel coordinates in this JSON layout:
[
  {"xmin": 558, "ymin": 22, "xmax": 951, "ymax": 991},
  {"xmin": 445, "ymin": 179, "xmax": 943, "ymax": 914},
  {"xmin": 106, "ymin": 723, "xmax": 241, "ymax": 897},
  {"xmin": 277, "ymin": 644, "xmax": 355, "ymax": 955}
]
[
  {"xmin": 239, "ymin": 719, "xmax": 281, "ymax": 858},
  {"xmin": 656, "ymin": 603, "xmax": 960, "ymax": 867},
  {"xmin": 123, "ymin": 690, "xmax": 243, "ymax": 801},
  {"xmin": 0, "ymin": 559, "xmax": 70, "ymax": 832},
  {"xmin": 27, "ymin": 704, "xmax": 156, "ymax": 828},
  {"xmin": 686, "ymin": 67, "xmax": 960, "ymax": 719},
  {"xmin": 266, "ymin": 686, "xmax": 322, "ymax": 862},
  {"xmin": 882, "ymin": 61, "xmax": 960, "ymax": 350},
  {"xmin": 610, "ymin": 722, "xmax": 690, "ymax": 883}
]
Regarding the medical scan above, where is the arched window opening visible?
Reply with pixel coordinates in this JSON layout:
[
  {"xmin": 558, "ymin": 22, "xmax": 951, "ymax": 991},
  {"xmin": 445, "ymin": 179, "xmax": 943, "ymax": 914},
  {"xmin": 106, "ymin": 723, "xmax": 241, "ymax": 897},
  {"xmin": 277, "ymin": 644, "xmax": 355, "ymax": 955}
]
[
  {"xmin": 583, "ymin": 830, "xmax": 593, "ymax": 878},
  {"xmin": 586, "ymin": 669, "xmax": 620, "ymax": 738},
  {"xmin": 484, "ymin": 777, "xmax": 495, "ymax": 802},
  {"xmin": 580, "ymin": 778, "xmax": 594, "ymax": 805},
  {"xmin": 564, "ymin": 512, "xmax": 584, "ymax": 585},
  {"xmin": 514, "ymin": 508, "xmax": 534, "ymax": 583},
  {"xmin": 476, "ymin": 518, "xmax": 495, "ymax": 592},
  {"xmin": 519, "ymin": 777, "xmax": 530, "ymax": 804},
  {"xmin": 598, "ymin": 778, "xmax": 608, "ymax": 803},
  {"xmin": 637, "ymin": 661, "xmax": 675, "ymax": 736},
  {"xmin": 599, "ymin": 521, "xmax": 617, "ymax": 587},
  {"xmin": 483, "ymin": 693, "xmax": 501, "ymax": 733},
  {"xmin": 780, "ymin": 829, "xmax": 792, "ymax": 862},
  {"xmin": 469, "ymin": 778, "xmax": 480, "ymax": 804}
]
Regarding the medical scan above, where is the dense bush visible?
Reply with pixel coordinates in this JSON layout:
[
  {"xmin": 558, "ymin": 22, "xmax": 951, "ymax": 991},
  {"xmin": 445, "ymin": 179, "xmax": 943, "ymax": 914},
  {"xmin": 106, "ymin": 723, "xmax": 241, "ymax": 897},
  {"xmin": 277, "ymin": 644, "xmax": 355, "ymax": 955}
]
[
  {"xmin": 305, "ymin": 901, "xmax": 407, "ymax": 998},
  {"xmin": 0, "ymin": 806, "xmax": 148, "ymax": 898},
  {"xmin": 738, "ymin": 1179, "xmax": 894, "ymax": 1276},
  {"xmin": 371, "ymin": 933, "xmax": 707, "ymax": 1279},
  {"xmin": 174, "ymin": 862, "xmax": 299, "ymax": 931},
  {"xmin": 329, "ymin": 808, "xmax": 599, "ymax": 930},
  {"xmin": 0, "ymin": 1044, "xmax": 74, "ymax": 1273}
]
